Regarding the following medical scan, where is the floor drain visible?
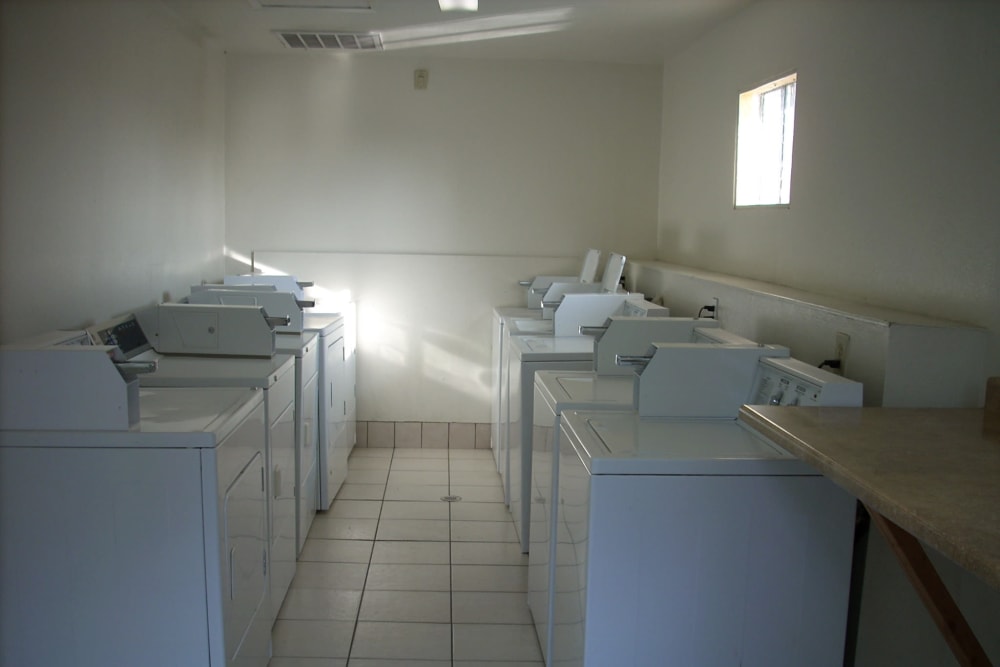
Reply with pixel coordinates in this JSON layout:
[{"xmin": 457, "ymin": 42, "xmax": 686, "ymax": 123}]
[{"xmin": 441, "ymin": 495, "xmax": 462, "ymax": 502}]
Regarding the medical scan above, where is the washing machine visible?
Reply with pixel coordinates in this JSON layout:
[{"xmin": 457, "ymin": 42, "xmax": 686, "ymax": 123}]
[
  {"xmin": 89, "ymin": 311, "xmax": 297, "ymax": 625},
  {"xmin": 504, "ymin": 335, "xmax": 595, "ymax": 551},
  {"xmin": 520, "ymin": 248, "xmax": 601, "ymax": 309},
  {"xmin": 505, "ymin": 317, "xmax": 727, "ymax": 554},
  {"xmin": 492, "ymin": 299, "xmax": 665, "ymax": 476},
  {"xmin": 548, "ymin": 349, "xmax": 863, "ymax": 667},
  {"xmin": 527, "ymin": 326, "xmax": 786, "ymax": 660},
  {"xmin": 0, "ymin": 347, "xmax": 271, "ymax": 667},
  {"xmin": 304, "ymin": 308, "xmax": 356, "ymax": 510}
]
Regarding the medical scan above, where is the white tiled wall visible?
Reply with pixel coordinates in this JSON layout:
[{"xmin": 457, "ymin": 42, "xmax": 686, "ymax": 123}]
[{"xmin": 357, "ymin": 422, "xmax": 492, "ymax": 450}]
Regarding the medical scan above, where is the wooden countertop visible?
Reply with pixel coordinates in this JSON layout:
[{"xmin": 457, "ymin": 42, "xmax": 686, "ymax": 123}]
[{"xmin": 737, "ymin": 405, "xmax": 1000, "ymax": 591}]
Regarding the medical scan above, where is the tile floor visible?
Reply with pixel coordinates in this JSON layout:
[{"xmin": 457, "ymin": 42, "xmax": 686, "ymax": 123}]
[{"xmin": 268, "ymin": 447, "xmax": 544, "ymax": 667}]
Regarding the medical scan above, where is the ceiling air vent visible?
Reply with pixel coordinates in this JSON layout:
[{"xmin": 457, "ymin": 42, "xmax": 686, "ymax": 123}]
[{"xmin": 277, "ymin": 31, "xmax": 383, "ymax": 51}]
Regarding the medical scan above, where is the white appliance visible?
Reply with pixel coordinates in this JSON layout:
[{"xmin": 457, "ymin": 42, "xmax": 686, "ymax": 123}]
[
  {"xmin": 189, "ymin": 286, "xmax": 315, "ymax": 334},
  {"xmin": 527, "ymin": 326, "xmax": 784, "ymax": 659},
  {"xmin": 548, "ymin": 350, "xmax": 863, "ymax": 667},
  {"xmin": 274, "ymin": 329, "xmax": 320, "ymax": 555},
  {"xmin": 538, "ymin": 252, "xmax": 628, "ymax": 317},
  {"xmin": 508, "ymin": 295, "xmax": 664, "ymax": 337},
  {"xmin": 190, "ymin": 286, "xmax": 322, "ymax": 552},
  {"xmin": 304, "ymin": 308, "xmax": 357, "ymax": 510},
  {"xmin": 504, "ymin": 318, "xmax": 731, "ymax": 554},
  {"xmin": 491, "ymin": 306, "xmax": 539, "ymax": 471},
  {"xmin": 0, "ymin": 347, "xmax": 271, "ymax": 667},
  {"xmin": 89, "ymin": 312, "xmax": 298, "ymax": 624},
  {"xmin": 142, "ymin": 302, "xmax": 282, "ymax": 357},
  {"xmin": 521, "ymin": 248, "xmax": 601, "ymax": 309},
  {"xmin": 505, "ymin": 335, "xmax": 594, "ymax": 552},
  {"xmin": 492, "ymin": 305, "xmax": 680, "ymax": 476},
  {"xmin": 224, "ymin": 273, "xmax": 311, "ymax": 300},
  {"xmin": 1, "ymin": 328, "xmax": 92, "ymax": 347}
]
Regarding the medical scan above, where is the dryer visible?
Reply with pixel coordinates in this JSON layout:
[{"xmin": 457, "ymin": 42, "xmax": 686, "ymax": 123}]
[
  {"xmin": 0, "ymin": 347, "xmax": 270, "ymax": 667},
  {"xmin": 274, "ymin": 330, "xmax": 320, "ymax": 555},
  {"xmin": 549, "ymin": 350, "xmax": 863, "ymax": 667},
  {"xmin": 89, "ymin": 311, "xmax": 297, "ymax": 625},
  {"xmin": 304, "ymin": 308, "xmax": 356, "ymax": 510}
]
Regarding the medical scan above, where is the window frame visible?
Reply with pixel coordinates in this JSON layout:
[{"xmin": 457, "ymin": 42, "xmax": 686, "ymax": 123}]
[{"xmin": 733, "ymin": 71, "xmax": 798, "ymax": 209}]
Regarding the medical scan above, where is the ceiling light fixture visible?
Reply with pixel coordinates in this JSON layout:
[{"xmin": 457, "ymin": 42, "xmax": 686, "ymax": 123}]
[{"xmin": 439, "ymin": 0, "xmax": 478, "ymax": 11}]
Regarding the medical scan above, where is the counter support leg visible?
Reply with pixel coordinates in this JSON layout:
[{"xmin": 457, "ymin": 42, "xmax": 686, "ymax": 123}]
[{"xmin": 865, "ymin": 505, "xmax": 992, "ymax": 667}]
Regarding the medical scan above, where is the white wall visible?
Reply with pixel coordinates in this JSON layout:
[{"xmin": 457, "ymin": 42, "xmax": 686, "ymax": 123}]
[
  {"xmin": 0, "ymin": 0, "xmax": 226, "ymax": 343},
  {"xmin": 224, "ymin": 54, "xmax": 661, "ymax": 258},
  {"xmin": 225, "ymin": 54, "xmax": 662, "ymax": 423},
  {"xmin": 655, "ymin": 0, "xmax": 1000, "ymax": 376}
]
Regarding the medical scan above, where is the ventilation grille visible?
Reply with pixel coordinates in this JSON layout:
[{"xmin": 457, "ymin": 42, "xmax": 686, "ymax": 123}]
[{"xmin": 277, "ymin": 31, "xmax": 383, "ymax": 51}]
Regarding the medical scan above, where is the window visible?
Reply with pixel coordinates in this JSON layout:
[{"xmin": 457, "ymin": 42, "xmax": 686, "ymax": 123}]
[{"xmin": 735, "ymin": 73, "xmax": 797, "ymax": 207}]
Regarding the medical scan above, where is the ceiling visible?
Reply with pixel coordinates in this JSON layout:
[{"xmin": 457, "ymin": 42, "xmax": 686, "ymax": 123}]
[{"xmin": 162, "ymin": 0, "xmax": 753, "ymax": 65}]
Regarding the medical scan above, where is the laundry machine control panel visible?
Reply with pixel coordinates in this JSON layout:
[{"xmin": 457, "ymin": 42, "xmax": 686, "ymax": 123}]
[{"xmin": 751, "ymin": 356, "xmax": 863, "ymax": 407}]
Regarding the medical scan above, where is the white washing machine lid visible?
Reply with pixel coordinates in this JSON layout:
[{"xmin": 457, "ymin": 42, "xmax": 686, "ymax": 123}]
[
  {"xmin": 274, "ymin": 330, "xmax": 318, "ymax": 356},
  {"xmin": 0, "ymin": 387, "xmax": 263, "ymax": 448},
  {"xmin": 303, "ymin": 313, "xmax": 344, "ymax": 337},
  {"xmin": 507, "ymin": 318, "xmax": 553, "ymax": 336},
  {"xmin": 495, "ymin": 306, "xmax": 538, "ymax": 319},
  {"xmin": 136, "ymin": 352, "xmax": 294, "ymax": 389},
  {"xmin": 511, "ymin": 335, "xmax": 594, "ymax": 362},
  {"xmin": 562, "ymin": 410, "xmax": 815, "ymax": 476},
  {"xmin": 536, "ymin": 371, "xmax": 634, "ymax": 411}
]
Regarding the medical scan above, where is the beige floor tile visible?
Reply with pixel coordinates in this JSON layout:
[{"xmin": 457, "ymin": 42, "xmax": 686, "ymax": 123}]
[
  {"xmin": 388, "ymin": 457, "xmax": 449, "ymax": 472},
  {"xmin": 449, "ymin": 470, "xmax": 502, "ymax": 487},
  {"xmin": 451, "ymin": 542, "xmax": 527, "ymax": 566},
  {"xmin": 267, "ymin": 658, "xmax": 347, "ymax": 667},
  {"xmin": 349, "ymin": 660, "xmax": 450, "ymax": 667},
  {"xmin": 365, "ymin": 563, "xmax": 451, "ymax": 591},
  {"xmin": 308, "ymin": 517, "xmax": 378, "ymax": 541},
  {"xmin": 344, "ymin": 456, "xmax": 392, "ymax": 470},
  {"xmin": 452, "ymin": 591, "xmax": 534, "ymax": 625},
  {"xmin": 323, "ymin": 499, "xmax": 382, "ymax": 519},
  {"xmin": 449, "ymin": 485, "xmax": 505, "ymax": 503},
  {"xmin": 371, "ymin": 540, "xmax": 450, "ymax": 565},
  {"xmin": 450, "ymin": 520, "xmax": 518, "ymax": 543},
  {"xmin": 452, "ymin": 661, "xmax": 544, "ymax": 667},
  {"xmin": 358, "ymin": 590, "xmax": 451, "ymax": 622},
  {"xmin": 349, "ymin": 447, "xmax": 392, "ymax": 458},
  {"xmin": 384, "ymin": 484, "xmax": 449, "ymax": 502},
  {"xmin": 375, "ymin": 518, "xmax": 450, "ymax": 542},
  {"xmin": 380, "ymin": 500, "xmax": 449, "ymax": 520},
  {"xmin": 387, "ymin": 470, "xmax": 449, "ymax": 486},
  {"xmin": 290, "ymin": 562, "xmax": 369, "ymax": 590},
  {"xmin": 452, "ymin": 624, "xmax": 543, "ymax": 662},
  {"xmin": 345, "ymin": 468, "xmax": 389, "ymax": 485},
  {"xmin": 350, "ymin": 622, "xmax": 452, "ymax": 660},
  {"xmin": 450, "ymin": 458, "xmax": 499, "ymax": 472},
  {"xmin": 450, "ymin": 502, "xmax": 512, "ymax": 522},
  {"xmin": 299, "ymin": 538, "xmax": 373, "ymax": 563},
  {"xmin": 277, "ymin": 588, "xmax": 362, "ymax": 621},
  {"xmin": 271, "ymin": 619, "xmax": 354, "ymax": 658},
  {"xmin": 334, "ymin": 484, "xmax": 386, "ymax": 501},
  {"xmin": 452, "ymin": 564, "xmax": 528, "ymax": 592},
  {"xmin": 448, "ymin": 449, "xmax": 494, "ymax": 460},
  {"xmin": 392, "ymin": 448, "xmax": 449, "ymax": 459}
]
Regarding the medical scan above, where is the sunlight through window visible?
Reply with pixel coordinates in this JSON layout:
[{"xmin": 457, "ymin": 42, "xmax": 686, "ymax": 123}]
[{"xmin": 735, "ymin": 73, "xmax": 797, "ymax": 207}]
